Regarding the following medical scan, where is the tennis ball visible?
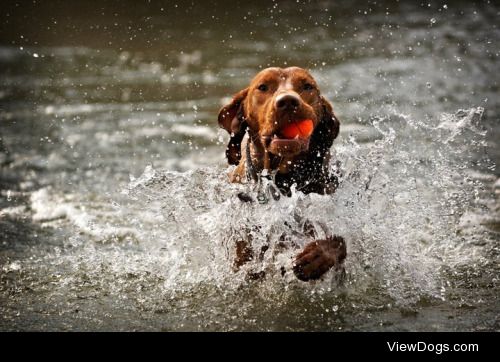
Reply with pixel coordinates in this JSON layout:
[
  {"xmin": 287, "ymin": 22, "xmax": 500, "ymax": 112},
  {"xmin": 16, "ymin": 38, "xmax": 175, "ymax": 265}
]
[{"xmin": 281, "ymin": 119, "xmax": 313, "ymax": 139}]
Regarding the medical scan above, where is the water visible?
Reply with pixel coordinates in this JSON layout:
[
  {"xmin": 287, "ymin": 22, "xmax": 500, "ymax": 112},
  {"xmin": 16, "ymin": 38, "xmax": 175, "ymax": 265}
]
[{"xmin": 0, "ymin": 1, "xmax": 499, "ymax": 331}]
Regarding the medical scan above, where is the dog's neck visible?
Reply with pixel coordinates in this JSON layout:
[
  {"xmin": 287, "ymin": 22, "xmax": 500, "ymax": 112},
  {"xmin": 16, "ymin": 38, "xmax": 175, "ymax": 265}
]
[
  {"xmin": 240, "ymin": 129, "xmax": 334, "ymax": 196},
  {"xmin": 246, "ymin": 130, "xmax": 298, "ymax": 179}
]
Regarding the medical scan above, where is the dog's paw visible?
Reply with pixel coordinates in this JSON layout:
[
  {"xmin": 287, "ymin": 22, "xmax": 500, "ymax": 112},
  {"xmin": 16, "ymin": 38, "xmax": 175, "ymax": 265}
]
[{"xmin": 292, "ymin": 236, "xmax": 346, "ymax": 281}]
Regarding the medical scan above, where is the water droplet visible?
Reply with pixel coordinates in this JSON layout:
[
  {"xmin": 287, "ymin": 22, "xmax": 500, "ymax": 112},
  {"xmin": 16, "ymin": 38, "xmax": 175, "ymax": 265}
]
[
  {"xmin": 33, "ymin": 53, "xmax": 39, "ymax": 58},
  {"xmin": 430, "ymin": 18, "xmax": 436, "ymax": 25},
  {"xmin": 426, "ymin": 82, "xmax": 432, "ymax": 88}
]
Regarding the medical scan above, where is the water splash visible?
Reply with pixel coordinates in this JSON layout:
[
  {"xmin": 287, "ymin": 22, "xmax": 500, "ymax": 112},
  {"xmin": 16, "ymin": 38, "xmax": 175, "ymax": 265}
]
[
  {"xmin": 16, "ymin": 107, "xmax": 495, "ymax": 330},
  {"xmin": 92, "ymin": 112, "xmax": 489, "ymax": 278}
]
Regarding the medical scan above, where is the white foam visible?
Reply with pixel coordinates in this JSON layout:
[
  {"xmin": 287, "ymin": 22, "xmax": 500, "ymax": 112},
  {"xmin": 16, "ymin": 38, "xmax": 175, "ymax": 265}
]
[
  {"xmin": 30, "ymin": 188, "xmax": 139, "ymax": 242},
  {"xmin": 171, "ymin": 124, "xmax": 217, "ymax": 139}
]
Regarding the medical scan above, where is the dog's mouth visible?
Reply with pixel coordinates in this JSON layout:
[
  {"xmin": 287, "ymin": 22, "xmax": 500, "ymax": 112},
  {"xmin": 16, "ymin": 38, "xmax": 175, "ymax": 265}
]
[{"xmin": 262, "ymin": 119, "xmax": 314, "ymax": 156}]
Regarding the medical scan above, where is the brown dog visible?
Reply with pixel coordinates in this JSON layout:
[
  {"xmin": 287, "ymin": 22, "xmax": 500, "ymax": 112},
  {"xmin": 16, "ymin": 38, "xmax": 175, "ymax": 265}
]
[{"xmin": 218, "ymin": 67, "xmax": 346, "ymax": 281}]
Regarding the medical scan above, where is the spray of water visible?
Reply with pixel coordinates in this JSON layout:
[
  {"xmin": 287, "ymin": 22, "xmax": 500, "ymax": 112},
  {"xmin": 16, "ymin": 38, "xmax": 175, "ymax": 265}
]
[{"xmin": 18, "ymin": 107, "xmax": 495, "ymax": 330}]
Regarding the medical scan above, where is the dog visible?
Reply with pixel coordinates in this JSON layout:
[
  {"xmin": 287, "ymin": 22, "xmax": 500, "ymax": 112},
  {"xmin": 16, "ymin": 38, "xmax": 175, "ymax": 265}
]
[{"xmin": 218, "ymin": 66, "xmax": 346, "ymax": 281}]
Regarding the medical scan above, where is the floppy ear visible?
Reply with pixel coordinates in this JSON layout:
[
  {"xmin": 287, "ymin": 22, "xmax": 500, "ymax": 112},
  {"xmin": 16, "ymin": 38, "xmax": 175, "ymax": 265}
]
[
  {"xmin": 218, "ymin": 88, "xmax": 248, "ymax": 165},
  {"xmin": 311, "ymin": 96, "xmax": 340, "ymax": 154}
]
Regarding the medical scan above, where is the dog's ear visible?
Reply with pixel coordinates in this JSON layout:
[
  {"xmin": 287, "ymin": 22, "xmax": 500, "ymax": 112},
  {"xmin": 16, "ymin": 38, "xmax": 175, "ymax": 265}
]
[
  {"xmin": 218, "ymin": 88, "xmax": 248, "ymax": 134},
  {"xmin": 218, "ymin": 88, "xmax": 248, "ymax": 165},
  {"xmin": 311, "ymin": 96, "xmax": 340, "ymax": 154}
]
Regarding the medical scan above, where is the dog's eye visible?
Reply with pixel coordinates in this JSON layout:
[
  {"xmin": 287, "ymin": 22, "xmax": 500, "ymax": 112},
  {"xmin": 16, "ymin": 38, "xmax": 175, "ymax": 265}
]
[
  {"xmin": 257, "ymin": 84, "xmax": 269, "ymax": 92},
  {"xmin": 303, "ymin": 83, "xmax": 314, "ymax": 91}
]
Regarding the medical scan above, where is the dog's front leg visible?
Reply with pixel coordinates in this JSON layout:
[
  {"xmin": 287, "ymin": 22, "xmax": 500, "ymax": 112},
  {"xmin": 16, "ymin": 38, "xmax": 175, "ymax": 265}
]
[
  {"xmin": 232, "ymin": 224, "xmax": 268, "ymax": 275},
  {"xmin": 233, "ymin": 238, "xmax": 253, "ymax": 271}
]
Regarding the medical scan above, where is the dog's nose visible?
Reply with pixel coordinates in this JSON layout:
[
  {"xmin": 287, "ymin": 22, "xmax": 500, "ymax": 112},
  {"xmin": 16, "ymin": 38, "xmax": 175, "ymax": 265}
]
[{"xmin": 276, "ymin": 93, "xmax": 300, "ymax": 111}]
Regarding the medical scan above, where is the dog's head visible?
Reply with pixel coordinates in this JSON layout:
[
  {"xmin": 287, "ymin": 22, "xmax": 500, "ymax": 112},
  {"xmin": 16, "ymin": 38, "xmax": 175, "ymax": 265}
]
[{"xmin": 218, "ymin": 67, "xmax": 339, "ymax": 165}]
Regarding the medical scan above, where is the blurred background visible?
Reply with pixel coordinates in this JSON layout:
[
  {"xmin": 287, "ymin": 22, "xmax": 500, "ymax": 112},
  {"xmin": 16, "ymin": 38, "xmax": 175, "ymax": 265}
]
[
  {"xmin": 0, "ymin": 0, "xmax": 498, "ymax": 331},
  {"xmin": 1, "ymin": 0, "xmax": 498, "ymax": 175}
]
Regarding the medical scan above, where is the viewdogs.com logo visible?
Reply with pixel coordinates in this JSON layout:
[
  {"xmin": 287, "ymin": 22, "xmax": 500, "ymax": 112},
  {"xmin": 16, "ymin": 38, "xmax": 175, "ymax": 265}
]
[{"xmin": 387, "ymin": 342, "xmax": 479, "ymax": 354}]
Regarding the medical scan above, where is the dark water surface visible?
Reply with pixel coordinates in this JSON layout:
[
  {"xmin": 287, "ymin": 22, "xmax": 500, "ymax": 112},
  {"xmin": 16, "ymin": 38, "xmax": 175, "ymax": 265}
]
[{"xmin": 0, "ymin": 1, "xmax": 499, "ymax": 331}]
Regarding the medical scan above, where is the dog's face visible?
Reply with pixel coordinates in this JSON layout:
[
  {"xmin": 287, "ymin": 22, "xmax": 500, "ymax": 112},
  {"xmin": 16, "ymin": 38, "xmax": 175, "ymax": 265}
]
[
  {"xmin": 243, "ymin": 67, "xmax": 322, "ymax": 156},
  {"xmin": 219, "ymin": 66, "xmax": 338, "ymax": 165}
]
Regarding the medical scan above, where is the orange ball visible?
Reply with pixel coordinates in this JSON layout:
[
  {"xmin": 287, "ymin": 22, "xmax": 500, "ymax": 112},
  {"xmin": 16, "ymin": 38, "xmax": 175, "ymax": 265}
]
[
  {"xmin": 281, "ymin": 123, "xmax": 300, "ymax": 139},
  {"xmin": 297, "ymin": 119, "xmax": 314, "ymax": 137},
  {"xmin": 281, "ymin": 119, "xmax": 313, "ymax": 139}
]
